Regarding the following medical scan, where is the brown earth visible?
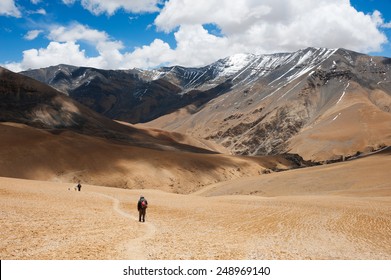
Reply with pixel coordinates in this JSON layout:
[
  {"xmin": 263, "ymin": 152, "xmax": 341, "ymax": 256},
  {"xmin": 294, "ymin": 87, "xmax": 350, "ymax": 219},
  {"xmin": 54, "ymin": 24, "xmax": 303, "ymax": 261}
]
[
  {"xmin": 146, "ymin": 71, "xmax": 391, "ymax": 162},
  {"xmin": 0, "ymin": 122, "xmax": 296, "ymax": 194},
  {"xmin": 1, "ymin": 149, "xmax": 390, "ymax": 260},
  {"xmin": 288, "ymin": 83, "xmax": 391, "ymax": 161},
  {"xmin": 2, "ymin": 53, "xmax": 390, "ymax": 260}
]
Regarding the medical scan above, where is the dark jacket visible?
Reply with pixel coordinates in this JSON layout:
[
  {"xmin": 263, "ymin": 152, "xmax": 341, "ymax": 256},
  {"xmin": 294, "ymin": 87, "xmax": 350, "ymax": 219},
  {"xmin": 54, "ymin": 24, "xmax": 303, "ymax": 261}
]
[{"xmin": 137, "ymin": 198, "xmax": 148, "ymax": 211}]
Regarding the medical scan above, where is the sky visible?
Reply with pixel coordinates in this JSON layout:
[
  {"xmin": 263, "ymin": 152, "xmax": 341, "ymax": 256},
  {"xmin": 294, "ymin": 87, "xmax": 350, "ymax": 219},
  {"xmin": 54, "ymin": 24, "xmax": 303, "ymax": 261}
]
[{"xmin": 1, "ymin": 0, "xmax": 391, "ymax": 72}]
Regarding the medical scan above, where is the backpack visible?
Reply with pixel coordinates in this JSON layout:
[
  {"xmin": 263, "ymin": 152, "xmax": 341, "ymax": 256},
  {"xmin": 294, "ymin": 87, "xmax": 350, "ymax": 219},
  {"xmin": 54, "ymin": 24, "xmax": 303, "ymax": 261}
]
[{"xmin": 141, "ymin": 199, "xmax": 148, "ymax": 209}]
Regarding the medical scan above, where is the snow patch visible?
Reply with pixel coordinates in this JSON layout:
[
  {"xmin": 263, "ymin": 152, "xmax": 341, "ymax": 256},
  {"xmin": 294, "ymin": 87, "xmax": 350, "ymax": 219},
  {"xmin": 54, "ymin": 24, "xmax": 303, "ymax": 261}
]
[
  {"xmin": 332, "ymin": 113, "xmax": 341, "ymax": 121},
  {"xmin": 296, "ymin": 49, "xmax": 314, "ymax": 65},
  {"xmin": 219, "ymin": 53, "xmax": 255, "ymax": 76},
  {"xmin": 184, "ymin": 71, "xmax": 206, "ymax": 88},
  {"xmin": 336, "ymin": 82, "xmax": 350, "ymax": 104},
  {"xmin": 277, "ymin": 81, "xmax": 302, "ymax": 101}
]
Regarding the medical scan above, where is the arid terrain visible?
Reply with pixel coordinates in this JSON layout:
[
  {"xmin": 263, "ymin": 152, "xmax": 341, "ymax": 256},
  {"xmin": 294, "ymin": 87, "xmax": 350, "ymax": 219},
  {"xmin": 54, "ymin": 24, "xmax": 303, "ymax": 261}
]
[
  {"xmin": 1, "ymin": 148, "xmax": 390, "ymax": 260},
  {"xmin": 1, "ymin": 50, "xmax": 391, "ymax": 260}
]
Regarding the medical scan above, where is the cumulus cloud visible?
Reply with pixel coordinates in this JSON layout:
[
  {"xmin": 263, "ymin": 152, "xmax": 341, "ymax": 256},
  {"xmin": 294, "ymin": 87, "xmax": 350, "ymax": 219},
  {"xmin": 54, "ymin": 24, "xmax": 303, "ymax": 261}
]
[
  {"xmin": 153, "ymin": 0, "xmax": 388, "ymax": 62},
  {"xmin": 4, "ymin": 23, "xmax": 175, "ymax": 71},
  {"xmin": 371, "ymin": 10, "xmax": 391, "ymax": 29},
  {"xmin": 6, "ymin": 22, "xmax": 158, "ymax": 71},
  {"xmin": 170, "ymin": 25, "xmax": 233, "ymax": 66},
  {"xmin": 4, "ymin": 24, "xmax": 116, "ymax": 71},
  {"xmin": 48, "ymin": 23, "xmax": 110, "ymax": 43},
  {"xmin": 148, "ymin": 0, "xmax": 389, "ymax": 66},
  {"xmin": 3, "ymin": 0, "xmax": 390, "ymax": 71},
  {"xmin": 63, "ymin": 0, "xmax": 160, "ymax": 15},
  {"xmin": 11, "ymin": 41, "xmax": 105, "ymax": 72},
  {"xmin": 24, "ymin": 29, "xmax": 43, "ymax": 40},
  {"xmin": 0, "ymin": 0, "xmax": 21, "ymax": 17},
  {"xmin": 123, "ymin": 39, "xmax": 175, "ymax": 69}
]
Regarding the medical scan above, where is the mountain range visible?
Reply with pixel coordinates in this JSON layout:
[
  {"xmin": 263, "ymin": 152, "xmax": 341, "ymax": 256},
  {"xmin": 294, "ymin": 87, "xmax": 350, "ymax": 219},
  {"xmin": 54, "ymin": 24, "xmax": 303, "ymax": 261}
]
[
  {"xmin": 1, "ymin": 66, "xmax": 303, "ymax": 191},
  {"xmin": 2, "ymin": 48, "xmax": 391, "ymax": 261},
  {"xmin": 21, "ymin": 47, "xmax": 391, "ymax": 162}
]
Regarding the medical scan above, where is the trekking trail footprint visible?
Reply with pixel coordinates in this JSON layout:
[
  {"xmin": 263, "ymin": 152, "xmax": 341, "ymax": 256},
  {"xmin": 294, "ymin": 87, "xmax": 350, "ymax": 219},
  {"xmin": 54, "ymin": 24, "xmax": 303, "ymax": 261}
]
[{"xmin": 91, "ymin": 192, "xmax": 157, "ymax": 259}]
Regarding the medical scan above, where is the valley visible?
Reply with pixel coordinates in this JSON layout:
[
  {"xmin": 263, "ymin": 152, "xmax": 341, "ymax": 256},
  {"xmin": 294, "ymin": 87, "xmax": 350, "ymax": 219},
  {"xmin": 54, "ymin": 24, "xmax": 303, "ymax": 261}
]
[
  {"xmin": 1, "ymin": 47, "xmax": 391, "ymax": 260},
  {"xmin": 1, "ymin": 147, "xmax": 390, "ymax": 259}
]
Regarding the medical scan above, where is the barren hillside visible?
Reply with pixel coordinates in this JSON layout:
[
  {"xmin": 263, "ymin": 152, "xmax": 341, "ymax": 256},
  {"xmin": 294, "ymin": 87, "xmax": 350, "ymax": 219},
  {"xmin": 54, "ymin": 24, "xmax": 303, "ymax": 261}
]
[
  {"xmin": 146, "ymin": 49, "xmax": 391, "ymax": 161},
  {"xmin": 1, "ymin": 67, "xmax": 304, "ymax": 192},
  {"xmin": 1, "ymin": 149, "xmax": 390, "ymax": 260},
  {"xmin": 0, "ymin": 122, "xmax": 296, "ymax": 193},
  {"xmin": 2, "ymin": 51, "xmax": 390, "ymax": 261}
]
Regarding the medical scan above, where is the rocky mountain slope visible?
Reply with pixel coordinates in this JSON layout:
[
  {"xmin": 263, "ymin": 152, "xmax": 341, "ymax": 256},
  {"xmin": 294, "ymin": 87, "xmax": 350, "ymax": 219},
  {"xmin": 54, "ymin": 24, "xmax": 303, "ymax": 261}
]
[
  {"xmin": 0, "ymin": 66, "xmax": 215, "ymax": 154},
  {"xmin": 21, "ymin": 48, "xmax": 391, "ymax": 161},
  {"xmin": 147, "ymin": 48, "xmax": 391, "ymax": 161},
  {"xmin": 22, "ymin": 65, "xmax": 232, "ymax": 124},
  {"xmin": 1, "ymin": 67, "xmax": 303, "ymax": 191}
]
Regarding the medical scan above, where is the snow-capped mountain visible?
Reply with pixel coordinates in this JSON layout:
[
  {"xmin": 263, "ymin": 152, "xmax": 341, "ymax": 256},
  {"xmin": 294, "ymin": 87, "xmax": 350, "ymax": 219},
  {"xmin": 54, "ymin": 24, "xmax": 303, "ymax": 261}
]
[
  {"xmin": 146, "ymin": 48, "xmax": 338, "ymax": 91},
  {"xmin": 146, "ymin": 47, "xmax": 391, "ymax": 161},
  {"xmin": 21, "ymin": 47, "xmax": 391, "ymax": 161}
]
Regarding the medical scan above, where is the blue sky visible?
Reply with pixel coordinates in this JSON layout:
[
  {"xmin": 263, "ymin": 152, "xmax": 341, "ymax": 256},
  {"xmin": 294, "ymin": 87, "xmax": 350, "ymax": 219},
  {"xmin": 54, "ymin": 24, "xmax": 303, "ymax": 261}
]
[{"xmin": 1, "ymin": 0, "xmax": 391, "ymax": 71}]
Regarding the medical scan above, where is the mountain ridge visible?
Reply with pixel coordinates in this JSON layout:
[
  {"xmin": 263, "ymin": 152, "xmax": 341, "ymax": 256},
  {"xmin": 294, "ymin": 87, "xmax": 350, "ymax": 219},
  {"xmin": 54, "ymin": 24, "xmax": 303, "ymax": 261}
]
[
  {"xmin": 145, "ymin": 48, "xmax": 391, "ymax": 160},
  {"xmin": 0, "ymin": 66, "xmax": 217, "ymax": 154},
  {"xmin": 2, "ymin": 66, "xmax": 308, "ymax": 191},
  {"xmin": 20, "ymin": 47, "xmax": 391, "ymax": 161}
]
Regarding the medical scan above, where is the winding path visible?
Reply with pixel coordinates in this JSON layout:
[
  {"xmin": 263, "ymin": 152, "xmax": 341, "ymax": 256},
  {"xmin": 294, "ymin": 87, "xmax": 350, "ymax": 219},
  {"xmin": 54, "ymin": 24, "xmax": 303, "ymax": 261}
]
[{"xmin": 91, "ymin": 192, "xmax": 156, "ymax": 259}]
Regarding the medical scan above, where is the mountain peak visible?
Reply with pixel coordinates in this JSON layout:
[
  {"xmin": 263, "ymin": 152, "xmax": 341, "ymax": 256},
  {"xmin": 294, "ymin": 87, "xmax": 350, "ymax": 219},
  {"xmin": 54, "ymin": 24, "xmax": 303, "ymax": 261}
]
[{"xmin": 18, "ymin": 47, "xmax": 391, "ymax": 161}]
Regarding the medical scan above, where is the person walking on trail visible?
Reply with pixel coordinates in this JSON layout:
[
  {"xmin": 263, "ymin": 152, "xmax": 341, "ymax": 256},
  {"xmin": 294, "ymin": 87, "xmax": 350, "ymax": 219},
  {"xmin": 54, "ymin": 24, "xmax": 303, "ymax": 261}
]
[
  {"xmin": 137, "ymin": 196, "xmax": 148, "ymax": 222},
  {"xmin": 76, "ymin": 182, "xmax": 82, "ymax": 191}
]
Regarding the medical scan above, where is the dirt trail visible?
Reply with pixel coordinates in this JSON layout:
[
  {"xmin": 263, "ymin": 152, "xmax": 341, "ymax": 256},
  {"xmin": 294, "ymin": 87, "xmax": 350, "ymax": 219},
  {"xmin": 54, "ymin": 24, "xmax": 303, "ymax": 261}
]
[
  {"xmin": 0, "ymin": 178, "xmax": 157, "ymax": 259},
  {"xmin": 91, "ymin": 192, "xmax": 156, "ymax": 259},
  {"xmin": 1, "ymin": 176, "xmax": 390, "ymax": 260}
]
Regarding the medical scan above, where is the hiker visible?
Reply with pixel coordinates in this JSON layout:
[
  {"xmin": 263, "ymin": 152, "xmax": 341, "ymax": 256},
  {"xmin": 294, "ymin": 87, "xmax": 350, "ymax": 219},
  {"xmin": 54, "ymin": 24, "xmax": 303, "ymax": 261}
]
[
  {"xmin": 137, "ymin": 196, "xmax": 148, "ymax": 222},
  {"xmin": 76, "ymin": 182, "xmax": 82, "ymax": 191}
]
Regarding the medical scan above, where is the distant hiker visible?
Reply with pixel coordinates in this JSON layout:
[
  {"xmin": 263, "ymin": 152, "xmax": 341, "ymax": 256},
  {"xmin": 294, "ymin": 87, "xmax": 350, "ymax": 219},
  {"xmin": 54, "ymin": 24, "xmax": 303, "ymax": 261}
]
[
  {"xmin": 137, "ymin": 196, "xmax": 148, "ymax": 222},
  {"xmin": 76, "ymin": 182, "xmax": 82, "ymax": 192}
]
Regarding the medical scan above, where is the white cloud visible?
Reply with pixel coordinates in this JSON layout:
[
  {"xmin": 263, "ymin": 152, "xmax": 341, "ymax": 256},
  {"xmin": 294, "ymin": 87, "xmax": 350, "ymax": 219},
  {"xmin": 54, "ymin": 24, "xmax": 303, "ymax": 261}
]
[
  {"xmin": 154, "ymin": 0, "xmax": 388, "ymax": 60},
  {"xmin": 64, "ymin": 0, "xmax": 160, "ymax": 15},
  {"xmin": 24, "ymin": 29, "xmax": 43, "ymax": 40},
  {"xmin": 30, "ymin": 0, "xmax": 42, "ymax": 4},
  {"xmin": 62, "ymin": 0, "xmax": 76, "ymax": 5},
  {"xmin": 170, "ymin": 25, "xmax": 232, "ymax": 66},
  {"xmin": 28, "ymin": 8, "xmax": 46, "ymax": 15},
  {"xmin": 4, "ymin": 23, "xmax": 173, "ymax": 71},
  {"xmin": 5, "ymin": 24, "xmax": 131, "ymax": 71},
  {"xmin": 4, "ymin": 0, "xmax": 390, "ymax": 72},
  {"xmin": 155, "ymin": 0, "xmax": 272, "ymax": 34},
  {"xmin": 372, "ymin": 10, "xmax": 391, "ymax": 29},
  {"xmin": 8, "ymin": 41, "xmax": 104, "ymax": 71},
  {"xmin": 35, "ymin": 8, "xmax": 46, "ymax": 15},
  {"xmin": 123, "ymin": 39, "xmax": 175, "ymax": 68},
  {"xmin": 129, "ymin": 0, "xmax": 389, "ymax": 67},
  {"xmin": 0, "ymin": 0, "xmax": 21, "ymax": 17},
  {"xmin": 47, "ymin": 23, "xmax": 127, "ymax": 69},
  {"xmin": 48, "ymin": 23, "xmax": 110, "ymax": 44}
]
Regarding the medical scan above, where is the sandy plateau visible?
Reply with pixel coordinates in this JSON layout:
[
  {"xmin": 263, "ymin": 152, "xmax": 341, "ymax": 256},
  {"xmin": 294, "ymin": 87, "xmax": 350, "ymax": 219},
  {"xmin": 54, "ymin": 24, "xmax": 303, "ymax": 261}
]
[{"xmin": 1, "ymin": 149, "xmax": 390, "ymax": 260}]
